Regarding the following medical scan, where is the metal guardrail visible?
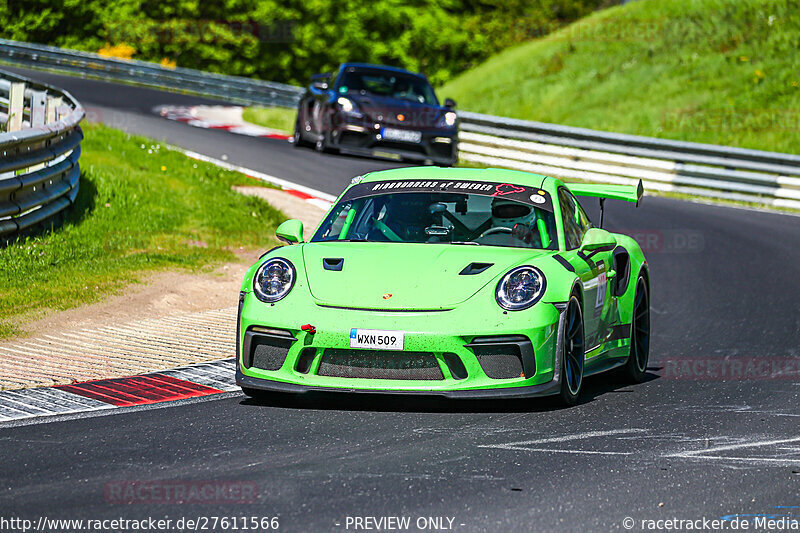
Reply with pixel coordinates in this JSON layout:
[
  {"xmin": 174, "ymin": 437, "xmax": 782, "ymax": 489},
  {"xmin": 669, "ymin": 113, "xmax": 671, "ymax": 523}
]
[
  {"xmin": 2, "ymin": 39, "xmax": 799, "ymax": 210},
  {"xmin": 0, "ymin": 67, "xmax": 84, "ymax": 240},
  {"xmin": 457, "ymin": 112, "xmax": 800, "ymax": 210},
  {"xmin": 0, "ymin": 39, "xmax": 304, "ymax": 108}
]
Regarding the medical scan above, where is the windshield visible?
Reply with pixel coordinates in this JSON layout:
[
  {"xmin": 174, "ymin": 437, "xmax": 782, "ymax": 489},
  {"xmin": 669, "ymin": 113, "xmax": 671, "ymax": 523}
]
[
  {"xmin": 312, "ymin": 186, "xmax": 558, "ymax": 250},
  {"xmin": 337, "ymin": 69, "xmax": 438, "ymax": 105}
]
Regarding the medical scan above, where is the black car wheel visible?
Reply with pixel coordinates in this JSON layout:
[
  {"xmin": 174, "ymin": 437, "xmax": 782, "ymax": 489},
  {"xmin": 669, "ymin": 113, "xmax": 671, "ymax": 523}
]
[
  {"xmin": 557, "ymin": 295, "xmax": 585, "ymax": 406},
  {"xmin": 619, "ymin": 276, "xmax": 650, "ymax": 383},
  {"xmin": 293, "ymin": 120, "xmax": 309, "ymax": 148}
]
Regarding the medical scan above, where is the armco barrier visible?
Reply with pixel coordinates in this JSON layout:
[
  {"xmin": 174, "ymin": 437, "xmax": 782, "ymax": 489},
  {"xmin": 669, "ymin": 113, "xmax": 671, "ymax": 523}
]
[
  {"xmin": 457, "ymin": 111, "xmax": 800, "ymax": 210},
  {"xmin": 0, "ymin": 67, "xmax": 84, "ymax": 240},
  {"xmin": 2, "ymin": 39, "xmax": 799, "ymax": 210},
  {"xmin": 0, "ymin": 39, "xmax": 303, "ymax": 108}
]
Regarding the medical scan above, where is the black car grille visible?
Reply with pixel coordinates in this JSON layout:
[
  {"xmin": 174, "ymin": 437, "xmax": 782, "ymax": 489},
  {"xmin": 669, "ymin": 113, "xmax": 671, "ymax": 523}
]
[
  {"xmin": 430, "ymin": 142, "xmax": 454, "ymax": 160},
  {"xmin": 377, "ymin": 141, "xmax": 427, "ymax": 155},
  {"xmin": 338, "ymin": 131, "xmax": 368, "ymax": 148},
  {"xmin": 318, "ymin": 349, "xmax": 444, "ymax": 380}
]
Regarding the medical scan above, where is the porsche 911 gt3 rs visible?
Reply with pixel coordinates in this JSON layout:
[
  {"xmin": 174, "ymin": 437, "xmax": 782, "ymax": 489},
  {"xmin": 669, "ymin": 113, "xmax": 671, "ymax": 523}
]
[{"xmin": 236, "ymin": 167, "xmax": 649, "ymax": 405}]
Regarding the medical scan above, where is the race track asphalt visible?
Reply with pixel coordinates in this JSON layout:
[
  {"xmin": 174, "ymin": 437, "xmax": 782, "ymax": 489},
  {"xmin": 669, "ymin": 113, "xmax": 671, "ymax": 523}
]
[{"xmin": 2, "ymin": 66, "xmax": 799, "ymax": 532}]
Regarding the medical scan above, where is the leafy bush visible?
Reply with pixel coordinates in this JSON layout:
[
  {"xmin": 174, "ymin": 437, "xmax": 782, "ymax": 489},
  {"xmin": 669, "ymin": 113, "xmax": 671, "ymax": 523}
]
[{"xmin": 0, "ymin": 0, "xmax": 614, "ymax": 85}]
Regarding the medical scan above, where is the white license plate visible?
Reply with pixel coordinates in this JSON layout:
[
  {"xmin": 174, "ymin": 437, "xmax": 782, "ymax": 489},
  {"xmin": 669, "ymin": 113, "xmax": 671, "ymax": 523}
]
[
  {"xmin": 349, "ymin": 328, "xmax": 405, "ymax": 351},
  {"xmin": 382, "ymin": 128, "xmax": 422, "ymax": 143}
]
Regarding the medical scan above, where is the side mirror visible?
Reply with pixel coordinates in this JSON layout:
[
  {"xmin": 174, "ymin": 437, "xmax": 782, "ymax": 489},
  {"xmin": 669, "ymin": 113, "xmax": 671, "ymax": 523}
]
[
  {"xmin": 276, "ymin": 219, "xmax": 304, "ymax": 244},
  {"xmin": 579, "ymin": 228, "xmax": 616, "ymax": 252},
  {"xmin": 310, "ymin": 72, "xmax": 332, "ymax": 91},
  {"xmin": 444, "ymin": 98, "xmax": 456, "ymax": 109}
]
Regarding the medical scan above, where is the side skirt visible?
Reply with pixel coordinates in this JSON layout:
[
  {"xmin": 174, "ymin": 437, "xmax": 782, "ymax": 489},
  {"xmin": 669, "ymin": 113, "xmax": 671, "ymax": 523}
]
[{"xmin": 584, "ymin": 356, "xmax": 627, "ymax": 377}]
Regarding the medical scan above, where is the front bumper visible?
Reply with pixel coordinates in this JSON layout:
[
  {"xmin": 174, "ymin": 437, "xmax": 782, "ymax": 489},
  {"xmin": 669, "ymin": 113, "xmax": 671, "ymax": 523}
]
[
  {"xmin": 236, "ymin": 291, "xmax": 567, "ymax": 399},
  {"xmin": 236, "ymin": 369, "xmax": 561, "ymax": 399},
  {"xmin": 329, "ymin": 115, "xmax": 458, "ymax": 166}
]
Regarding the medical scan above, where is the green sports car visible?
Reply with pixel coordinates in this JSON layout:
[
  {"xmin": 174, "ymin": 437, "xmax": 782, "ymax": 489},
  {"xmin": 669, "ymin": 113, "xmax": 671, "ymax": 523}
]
[{"xmin": 236, "ymin": 167, "xmax": 649, "ymax": 405}]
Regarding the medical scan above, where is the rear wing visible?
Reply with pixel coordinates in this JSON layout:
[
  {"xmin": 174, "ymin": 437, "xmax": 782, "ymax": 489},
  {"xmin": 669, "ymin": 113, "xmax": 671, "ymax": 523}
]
[{"xmin": 566, "ymin": 180, "xmax": 644, "ymax": 206}]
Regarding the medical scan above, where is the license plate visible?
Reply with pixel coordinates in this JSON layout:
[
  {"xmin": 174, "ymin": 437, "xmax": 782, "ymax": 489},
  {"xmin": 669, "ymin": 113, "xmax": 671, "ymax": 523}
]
[
  {"xmin": 349, "ymin": 328, "xmax": 405, "ymax": 351},
  {"xmin": 382, "ymin": 128, "xmax": 422, "ymax": 143}
]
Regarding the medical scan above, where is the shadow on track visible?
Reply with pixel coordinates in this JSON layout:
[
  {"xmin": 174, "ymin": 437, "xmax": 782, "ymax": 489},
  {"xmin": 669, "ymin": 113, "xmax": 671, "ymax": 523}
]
[{"xmin": 239, "ymin": 369, "xmax": 660, "ymax": 414}]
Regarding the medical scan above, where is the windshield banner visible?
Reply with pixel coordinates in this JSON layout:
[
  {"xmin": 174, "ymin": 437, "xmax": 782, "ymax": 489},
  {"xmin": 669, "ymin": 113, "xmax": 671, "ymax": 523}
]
[{"xmin": 341, "ymin": 179, "xmax": 553, "ymax": 211}]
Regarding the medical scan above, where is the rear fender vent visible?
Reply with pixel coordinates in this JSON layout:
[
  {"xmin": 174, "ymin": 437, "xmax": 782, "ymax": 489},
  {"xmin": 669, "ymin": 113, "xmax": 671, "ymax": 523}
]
[{"xmin": 612, "ymin": 249, "xmax": 630, "ymax": 297}]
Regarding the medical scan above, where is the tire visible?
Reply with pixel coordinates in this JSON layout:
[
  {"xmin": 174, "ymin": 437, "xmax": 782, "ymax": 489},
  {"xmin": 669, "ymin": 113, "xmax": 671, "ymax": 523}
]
[
  {"xmin": 293, "ymin": 120, "xmax": 308, "ymax": 148},
  {"xmin": 557, "ymin": 295, "xmax": 585, "ymax": 406},
  {"xmin": 315, "ymin": 135, "xmax": 327, "ymax": 153},
  {"xmin": 619, "ymin": 275, "xmax": 650, "ymax": 383}
]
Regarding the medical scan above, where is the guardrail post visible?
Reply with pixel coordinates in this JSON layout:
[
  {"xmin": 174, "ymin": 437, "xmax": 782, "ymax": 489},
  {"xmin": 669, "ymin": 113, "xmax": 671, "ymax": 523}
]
[
  {"xmin": 30, "ymin": 90, "xmax": 47, "ymax": 127},
  {"xmin": 6, "ymin": 82, "xmax": 24, "ymax": 132},
  {"xmin": 28, "ymin": 91, "xmax": 49, "ymax": 172},
  {"xmin": 51, "ymin": 97, "xmax": 64, "ymax": 121},
  {"xmin": 45, "ymin": 96, "xmax": 58, "ymax": 124}
]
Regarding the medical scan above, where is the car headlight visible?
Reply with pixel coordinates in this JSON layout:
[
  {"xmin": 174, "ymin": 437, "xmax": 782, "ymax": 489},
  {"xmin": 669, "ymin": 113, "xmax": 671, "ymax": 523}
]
[
  {"xmin": 337, "ymin": 96, "xmax": 362, "ymax": 117},
  {"xmin": 443, "ymin": 111, "xmax": 457, "ymax": 127},
  {"xmin": 496, "ymin": 266, "xmax": 546, "ymax": 311},
  {"xmin": 253, "ymin": 258, "xmax": 295, "ymax": 303}
]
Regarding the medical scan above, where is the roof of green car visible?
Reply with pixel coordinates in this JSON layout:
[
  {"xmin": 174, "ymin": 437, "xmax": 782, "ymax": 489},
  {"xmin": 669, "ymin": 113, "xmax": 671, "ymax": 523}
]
[{"xmin": 360, "ymin": 166, "xmax": 553, "ymax": 188}]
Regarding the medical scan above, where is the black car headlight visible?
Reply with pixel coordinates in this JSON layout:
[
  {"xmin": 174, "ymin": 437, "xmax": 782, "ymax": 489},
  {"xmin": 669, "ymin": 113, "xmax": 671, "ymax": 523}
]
[
  {"xmin": 253, "ymin": 258, "xmax": 295, "ymax": 303},
  {"xmin": 496, "ymin": 266, "xmax": 546, "ymax": 311},
  {"xmin": 337, "ymin": 97, "xmax": 363, "ymax": 118},
  {"xmin": 437, "ymin": 111, "xmax": 457, "ymax": 129}
]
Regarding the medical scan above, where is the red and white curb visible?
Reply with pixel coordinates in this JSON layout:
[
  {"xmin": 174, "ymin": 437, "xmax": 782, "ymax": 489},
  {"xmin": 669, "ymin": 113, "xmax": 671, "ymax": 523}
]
[
  {"xmin": 157, "ymin": 105, "xmax": 291, "ymax": 140},
  {"xmin": 0, "ymin": 359, "xmax": 238, "ymax": 424},
  {"xmin": 158, "ymin": 104, "xmax": 336, "ymax": 210},
  {"xmin": 173, "ymin": 147, "xmax": 336, "ymax": 210}
]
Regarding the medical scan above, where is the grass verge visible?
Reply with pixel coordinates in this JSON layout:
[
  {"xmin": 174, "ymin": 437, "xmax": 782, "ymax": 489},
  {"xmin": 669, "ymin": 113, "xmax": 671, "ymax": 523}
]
[
  {"xmin": 0, "ymin": 124, "xmax": 284, "ymax": 339},
  {"xmin": 241, "ymin": 106, "xmax": 296, "ymax": 134},
  {"xmin": 440, "ymin": 0, "xmax": 800, "ymax": 154}
]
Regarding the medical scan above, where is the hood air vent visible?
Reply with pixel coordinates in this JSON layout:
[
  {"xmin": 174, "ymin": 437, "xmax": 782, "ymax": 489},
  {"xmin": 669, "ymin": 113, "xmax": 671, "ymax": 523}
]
[
  {"xmin": 323, "ymin": 258, "xmax": 344, "ymax": 271},
  {"xmin": 459, "ymin": 262, "xmax": 493, "ymax": 275}
]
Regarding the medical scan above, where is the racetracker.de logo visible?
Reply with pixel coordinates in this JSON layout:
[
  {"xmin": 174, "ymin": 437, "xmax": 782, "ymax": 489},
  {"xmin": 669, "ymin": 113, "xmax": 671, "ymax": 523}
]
[
  {"xmin": 104, "ymin": 480, "xmax": 259, "ymax": 504},
  {"xmin": 662, "ymin": 357, "xmax": 800, "ymax": 381}
]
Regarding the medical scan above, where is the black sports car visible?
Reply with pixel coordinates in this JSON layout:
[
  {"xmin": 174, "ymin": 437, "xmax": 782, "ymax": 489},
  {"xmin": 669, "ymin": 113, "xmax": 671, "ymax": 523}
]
[{"xmin": 293, "ymin": 63, "xmax": 458, "ymax": 166}]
